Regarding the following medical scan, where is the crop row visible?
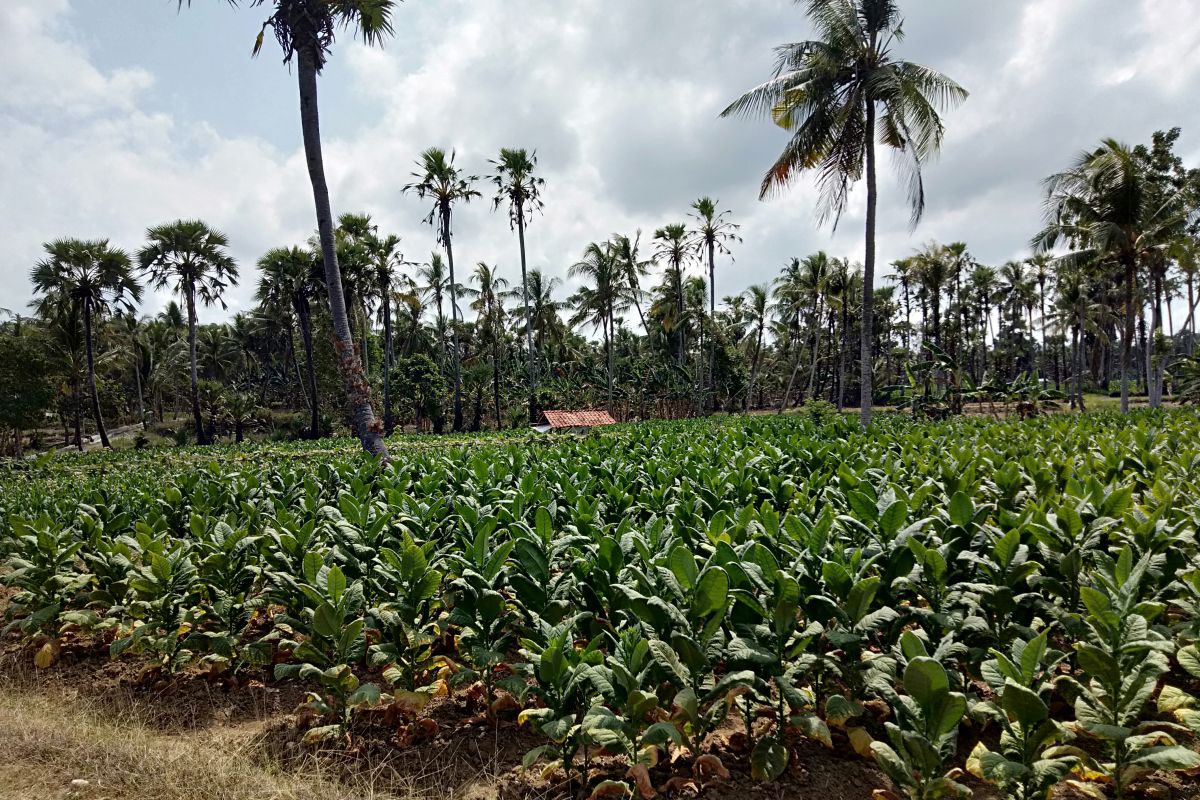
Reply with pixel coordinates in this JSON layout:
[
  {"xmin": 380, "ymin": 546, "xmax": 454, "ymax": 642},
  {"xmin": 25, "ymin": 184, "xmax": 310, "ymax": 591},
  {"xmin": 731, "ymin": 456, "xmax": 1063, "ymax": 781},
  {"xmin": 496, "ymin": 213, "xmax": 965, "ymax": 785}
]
[{"xmin": 4, "ymin": 412, "xmax": 1200, "ymax": 799}]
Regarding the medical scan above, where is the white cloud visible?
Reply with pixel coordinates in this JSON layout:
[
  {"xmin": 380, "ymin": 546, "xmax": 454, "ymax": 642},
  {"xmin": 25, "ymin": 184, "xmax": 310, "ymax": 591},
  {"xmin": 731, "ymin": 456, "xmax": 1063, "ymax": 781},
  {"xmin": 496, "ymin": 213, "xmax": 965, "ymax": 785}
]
[{"xmin": 2, "ymin": 0, "xmax": 1199, "ymax": 328}]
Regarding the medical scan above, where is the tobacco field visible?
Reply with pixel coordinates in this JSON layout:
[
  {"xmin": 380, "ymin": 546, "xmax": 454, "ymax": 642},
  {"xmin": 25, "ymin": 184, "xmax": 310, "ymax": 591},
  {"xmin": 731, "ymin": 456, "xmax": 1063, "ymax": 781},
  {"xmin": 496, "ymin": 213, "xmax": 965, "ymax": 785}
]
[{"xmin": 4, "ymin": 411, "xmax": 1200, "ymax": 799}]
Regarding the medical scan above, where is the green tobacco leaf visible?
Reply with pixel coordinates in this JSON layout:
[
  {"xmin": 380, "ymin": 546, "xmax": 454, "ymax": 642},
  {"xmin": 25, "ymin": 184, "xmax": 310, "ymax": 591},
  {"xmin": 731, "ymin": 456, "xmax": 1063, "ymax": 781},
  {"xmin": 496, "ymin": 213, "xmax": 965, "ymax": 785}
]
[
  {"xmin": 750, "ymin": 735, "xmax": 789, "ymax": 782},
  {"xmin": 949, "ymin": 492, "xmax": 974, "ymax": 527},
  {"xmin": 692, "ymin": 567, "xmax": 729, "ymax": 619},
  {"xmin": 903, "ymin": 657, "xmax": 948, "ymax": 708},
  {"xmin": 1001, "ymin": 679, "xmax": 1048, "ymax": 728}
]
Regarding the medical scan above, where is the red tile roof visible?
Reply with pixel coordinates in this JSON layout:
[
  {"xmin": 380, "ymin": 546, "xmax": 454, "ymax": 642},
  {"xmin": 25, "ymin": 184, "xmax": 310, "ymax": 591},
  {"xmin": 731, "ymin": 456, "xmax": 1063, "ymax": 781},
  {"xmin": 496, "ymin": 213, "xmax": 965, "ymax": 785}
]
[{"xmin": 539, "ymin": 409, "xmax": 617, "ymax": 429}]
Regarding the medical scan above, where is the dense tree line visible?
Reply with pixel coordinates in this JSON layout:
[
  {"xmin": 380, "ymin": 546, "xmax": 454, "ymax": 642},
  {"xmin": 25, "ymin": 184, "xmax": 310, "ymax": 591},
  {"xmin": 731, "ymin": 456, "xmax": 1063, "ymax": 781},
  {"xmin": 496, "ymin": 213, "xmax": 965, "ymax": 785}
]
[
  {"xmin": 3, "ymin": 0, "xmax": 1200, "ymax": 455},
  {"xmin": 3, "ymin": 125, "xmax": 1197, "ymax": 455}
]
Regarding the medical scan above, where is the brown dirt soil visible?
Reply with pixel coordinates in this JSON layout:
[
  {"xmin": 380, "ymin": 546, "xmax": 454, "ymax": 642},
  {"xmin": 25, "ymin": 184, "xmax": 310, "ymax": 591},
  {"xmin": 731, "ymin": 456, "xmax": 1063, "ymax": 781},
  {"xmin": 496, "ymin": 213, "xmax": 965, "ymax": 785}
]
[{"xmin": 5, "ymin": 635, "xmax": 1200, "ymax": 799}]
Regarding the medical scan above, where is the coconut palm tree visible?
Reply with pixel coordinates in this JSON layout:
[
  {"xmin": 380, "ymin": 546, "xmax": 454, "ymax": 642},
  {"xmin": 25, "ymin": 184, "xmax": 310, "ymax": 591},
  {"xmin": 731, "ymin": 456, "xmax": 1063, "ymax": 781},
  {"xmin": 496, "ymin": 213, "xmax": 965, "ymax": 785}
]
[
  {"xmin": 611, "ymin": 232, "xmax": 652, "ymax": 336},
  {"xmin": 257, "ymin": 245, "xmax": 321, "ymax": 438},
  {"xmin": 30, "ymin": 239, "xmax": 142, "ymax": 449},
  {"xmin": 184, "ymin": 0, "xmax": 394, "ymax": 458},
  {"xmin": 138, "ymin": 220, "xmax": 238, "ymax": 445},
  {"xmin": 463, "ymin": 262, "xmax": 513, "ymax": 430},
  {"xmin": 887, "ymin": 257, "xmax": 917, "ymax": 353},
  {"xmin": 688, "ymin": 197, "xmax": 741, "ymax": 412},
  {"xmin": 490, "ymin": 148, "xmax": 545, "ymax": 424},
  {"xmin": 366, "ymin": 231, "xmax": 405, "ymax": 434},
  {"xmin": 405, "ymin": 148, "xmax": 480, "ymax": 432},
  {"xmin": 722, "ymin": 0, "xmax": 967, "ymax": 429},
  {"xmin": 570, "ymin": 242, "xmax": 625, "ymax": 413},
  {"xmin": 742, "ymin": 284, "xmax": 770, "ymax": 411},
  {"xmin": 653, "ymin": 224, "xmax": 691, "ymax": 366},
  {"xmin": 1034, "ymin": 139, "xmax": 1186, "ymax": 412},
  {"xmin": 526, "ymin": 269, "xmax": 566, "ymax": 362}
]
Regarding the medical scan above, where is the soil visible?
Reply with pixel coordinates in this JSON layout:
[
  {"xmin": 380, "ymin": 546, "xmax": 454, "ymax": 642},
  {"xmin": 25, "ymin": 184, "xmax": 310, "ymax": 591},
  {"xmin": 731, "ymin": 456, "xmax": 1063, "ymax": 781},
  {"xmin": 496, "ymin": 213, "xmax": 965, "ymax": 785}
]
[{"xmin": 3, "ymin": 633, "xmax": 1200, "ymax": 799}]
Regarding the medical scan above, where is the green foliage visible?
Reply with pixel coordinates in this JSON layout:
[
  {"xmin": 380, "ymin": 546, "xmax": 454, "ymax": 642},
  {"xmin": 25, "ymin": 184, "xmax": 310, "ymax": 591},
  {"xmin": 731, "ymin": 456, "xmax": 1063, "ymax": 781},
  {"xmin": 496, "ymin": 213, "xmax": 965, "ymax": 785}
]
[{"xmin": 3, "ymin": 411, "xmax": 1200, "ymax": 796}]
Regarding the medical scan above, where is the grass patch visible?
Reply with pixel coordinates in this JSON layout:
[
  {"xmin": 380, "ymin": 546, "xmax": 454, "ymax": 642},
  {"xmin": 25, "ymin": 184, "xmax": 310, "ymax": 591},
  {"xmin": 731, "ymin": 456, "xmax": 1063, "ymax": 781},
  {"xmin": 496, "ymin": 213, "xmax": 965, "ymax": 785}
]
[{"xmin": 0, "ymin": 686, "xmax": 411, "ymax": 800}]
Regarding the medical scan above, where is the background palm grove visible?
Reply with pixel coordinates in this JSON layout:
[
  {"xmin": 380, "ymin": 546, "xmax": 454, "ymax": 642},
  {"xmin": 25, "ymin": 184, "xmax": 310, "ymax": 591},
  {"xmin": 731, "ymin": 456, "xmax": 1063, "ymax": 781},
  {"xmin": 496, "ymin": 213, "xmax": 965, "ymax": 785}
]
[{"xmin": 2, "ymin": 0, "xmax": 1200, "ymax": 454}]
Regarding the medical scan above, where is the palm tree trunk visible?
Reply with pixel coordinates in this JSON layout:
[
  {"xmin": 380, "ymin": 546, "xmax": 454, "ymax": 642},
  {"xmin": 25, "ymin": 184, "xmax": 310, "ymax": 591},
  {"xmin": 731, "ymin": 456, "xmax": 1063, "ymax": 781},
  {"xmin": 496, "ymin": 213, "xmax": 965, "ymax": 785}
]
[
  {"xmin": 605, "ymin": 311, "xmax": 614, "ymax": 414},
  {"xmin": 1074, "ymin": 321, "xmax": 1086, "ymax": 412},
  {"xmin": 444, "ymin": 217, "xmax": 464, "ymax": 433},
  {"xmin": 675, "ymin": 261, "xmax": 686, "ymax": 366},
  {"xmin": 383, "ymin": 286, "xmax": 394, "ymax": 434},
  {"xmin": 1187, "ymin": 273, "xmax": 1196, "ymax": 354},
  {"xmin": 708, "ymin": 241, "xmax": 717, "ymax": 414},
  {"xmin": 185, "ymin": 287, "xmax": 205, "ymax": 445},
  {"xmin": 360, "ymin": 301, "xmax": 370, "ymax": 375},
  {"xmin": 296, "ymin": 47, "xmax": 388, "ymax": 459},
  {"xmin": 860, "ymin": 113, "xmax": 877, "ymax": 430},
  {"xmin": 745, "ymin": 322, "xmax": 763, "ymax": 412},
  {"xmin": 517, "ymin": 212, "xmax": 537, "ymax": 424},
  {"xmin": 492, "ymin": 349, "xmax": 502, "ymax": 430},
  {"xmin": 82, "ymin": 301, "xmax": 111, "ymax": 448},
  {"xmin": 298, "ymin": 299, "xmax": 319, "ymax": 439},
  {"xmin": 838, "ymin": 297, "xmax": 849, "ymax": 411},
  {"xmin": 806, "ymin": 301, "xmax": 821, "ymax": 399},
  {"xmin": 780, "ymin": 349, "xmax": 803, "ymax": 414},
  {"xmin": 133, "ymin": 341, "xmax": 146, "ymax": 430},
  {"xmin": 1120, "ymin": 256, "xmax": 1136, "ymax": 414}
]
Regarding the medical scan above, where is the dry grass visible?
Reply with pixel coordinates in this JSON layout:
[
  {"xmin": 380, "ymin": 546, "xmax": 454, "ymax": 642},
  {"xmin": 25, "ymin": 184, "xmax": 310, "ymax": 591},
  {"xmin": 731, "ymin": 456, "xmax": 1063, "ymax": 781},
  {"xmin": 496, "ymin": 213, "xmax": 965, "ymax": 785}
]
[{"xmin": 0, "ymin": 686, "xmax": 429, "ymax": 800}]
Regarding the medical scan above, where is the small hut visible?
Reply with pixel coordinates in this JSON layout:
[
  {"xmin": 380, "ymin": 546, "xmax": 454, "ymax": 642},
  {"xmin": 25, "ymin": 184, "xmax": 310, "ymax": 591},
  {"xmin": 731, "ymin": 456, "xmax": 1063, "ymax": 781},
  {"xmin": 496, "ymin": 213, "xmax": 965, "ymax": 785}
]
[{"xmin": 532, "ymin": 409, "xmax": 617, "ymax": 434}]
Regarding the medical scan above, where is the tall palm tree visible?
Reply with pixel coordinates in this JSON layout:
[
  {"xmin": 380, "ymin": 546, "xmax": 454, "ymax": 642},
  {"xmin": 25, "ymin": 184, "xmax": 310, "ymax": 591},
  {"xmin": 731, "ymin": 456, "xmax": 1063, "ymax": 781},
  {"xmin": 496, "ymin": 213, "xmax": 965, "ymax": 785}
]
[
  {"xmin": 490, "ymin": 148, "xmax": 545, "ymax": 424},
  {"xmin": 653, "ymin": 224, "xmax": 691, "ymax": 366},
  {"xmin": 913, "ymin": 243, "xmax": 949, "ymax": 354},
  {"xmin": 186, "ymin": 0, "xmax": 394, "ymax": 458},
  {"xmin": 969, "ymin": 264, "xmax": 998, "ymax": 376},
  {"xmin": 139, "ymin": 220, "xmax": 238, "ymax": 445},
  {"xmin": 742, "ymin": 284, "xmax": 770, "ymax": 411},
  {"xmin": 570, "ymin": 242, "xmax": 625, "ymax": 413},
  {"xmin": 366, "ymin": 231, "xmax": 405, "ymax": 434},
  {"xmin": 30, "ymin": 239, "xmax": 142, "ymax": 449},
  {"xmin": 611, "ymin": 232, "xmax": 652, "ymax": 336},
  {"xmin": 1034, "ymin": 139, "xmax": 1185, "ymax": 412},
  {"xmin": 464, "ymin": 262, "xmax": 513, "ymax": 430},
  {"xmin": 405, "ymin": 148, "xmax": 480, "ymax": 432},
  {"xmin": 1028, "ymin": 253, "xmax": 1054, "ymax": 380},
  {"xmin": 688, "ymin": 197, "xmax": 741, "ymax": 412},
  {"xmin": 723, "ymin": 0, "xmax": 967, "ymax": 429},
  {"xmin": 887, "ymin": 257, "xmax": 916, "ymax": 353},
  {"xmin": 119, "ymin": 313, "xmax": 149, "ymax": 430},
  {"xmin": 257, "ymin": 245, "xmax": 321, "ymax": 438},
  {"xmin": 418, "ymin": 253, "xmax": 450, "ymax": 362},
  {"xmin": 526, "ymin": 269, "xmax": 565, "ymax": 361}
]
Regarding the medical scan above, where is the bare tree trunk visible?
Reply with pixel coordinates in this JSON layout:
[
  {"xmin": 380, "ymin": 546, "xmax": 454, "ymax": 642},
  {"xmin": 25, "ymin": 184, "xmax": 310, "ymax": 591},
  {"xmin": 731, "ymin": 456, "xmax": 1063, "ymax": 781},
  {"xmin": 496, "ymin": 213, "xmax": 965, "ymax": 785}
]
[
  {"xmin": 517, "ymin": 212, "xmax": 537, "ymax": 424},
  {"xmin": 860, "ymin": 107, "xmax": 877, "ymax": 430},
  {"xmin": 82, "ymin": 301, "xmax": 111, "ymax": 448},
  {"xmin": 133, "ymin": 338, "xmax": 146, "ymax": 430},
  {"xmin": 444, "ymin": 216, "xmax": 464, "ymax": 433},
  {"xmin": 1120, "ymin": 256, "xmax": 1136, "ymax": 414},
  {"xmin": 185, "ymin": 287, "xmax": 205, "ymax": 445},
  {"xmin": 296, "ymin": 48, "xmax": 388, "ymax": 458},
  {"xmin": 297, "ymin": 300, "xmax": 320, "ymax": 438},
  {"xmin": 745, "ymin": 321, "xmax": 763, "ymax": 412},
  {"xmin": 707, "ymin": 240, "xmax": 716, "ymax": 414},
  {"xmin": 383, "ymin": 286, "xmax": 394, "ymax": 434}
]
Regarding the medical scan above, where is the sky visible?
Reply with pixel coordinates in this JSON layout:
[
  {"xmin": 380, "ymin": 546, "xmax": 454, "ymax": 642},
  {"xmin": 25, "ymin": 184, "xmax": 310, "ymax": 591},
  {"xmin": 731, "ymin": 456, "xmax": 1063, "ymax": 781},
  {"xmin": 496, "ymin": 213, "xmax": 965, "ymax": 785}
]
[{"xmin": 3, "ymin": 0, "xmax": 1200, "ymax": 325}]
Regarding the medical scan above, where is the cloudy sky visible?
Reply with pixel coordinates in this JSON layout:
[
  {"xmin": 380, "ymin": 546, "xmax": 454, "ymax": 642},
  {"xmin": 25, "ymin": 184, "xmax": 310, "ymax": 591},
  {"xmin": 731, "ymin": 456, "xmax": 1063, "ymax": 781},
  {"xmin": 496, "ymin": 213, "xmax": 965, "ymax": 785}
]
[{"xmin": 3, "ymin": 0, "xmax": 1199, "ymax": 323}]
